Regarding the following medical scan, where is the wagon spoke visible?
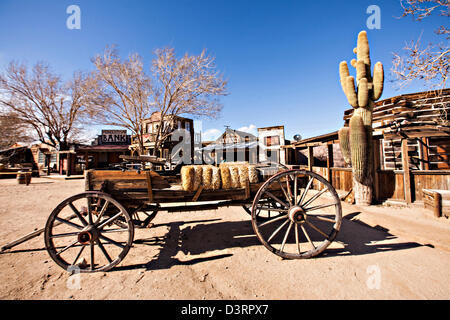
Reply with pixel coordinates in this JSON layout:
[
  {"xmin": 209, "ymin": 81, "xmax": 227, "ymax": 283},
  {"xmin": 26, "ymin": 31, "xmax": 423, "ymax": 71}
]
[
  {"xmin": 56, "ymin": 240, "xmax": 79, "ymax": 256},
  {"xmin": 68, "ymin": 203, "xmax": 88, "ymax": 226},
  {"xmin": 279, "ymin": 221, "xmax": 293, "ymax": 253},
  {"xmin": 87, "ymin": 197, "xmax": 93, "ymax": 225},
  {"xmin": 305, "ymin": 202, "xmax": 337, "ymax": 212},
  {"xmin": 298, "ymin": 177, "xmax": 313, "ymax": 205},
  {"xmin": 264, "ymin": 191, "xmax": 289, "ymax": 209},
  {"xmin": 256, "ymin": 206, "xmax": 288, "ymax": 212},
  {"xmin": 95, "ymin": 200, "xmax": 110, "ymax": 224},
  {"xmin": 278, "ymin": 180, "xmax": 291, "ymax": 205},
  {"xmin": 295, "ymin": 224, "xmax": 301, "ymax": 254},
  {"xmin": 267, "ymin": 219, "xmax": 289, "ymax": 243},
  {"xmin": 300, "ymin": 224, "xmax": 315, "ymax": 250},
  {"xmin": 96, "ymin": 239, "xmax": 112, "ymax": 264},
  {"xmin": 257, "ymin": 214, "xmax": 288, "ymax": 228},
  {"xmin": 285, "ymin": 175, "xmax": 293, "ymax": 205},
  {"xmin": 50, "ymin": 231, "xmax": 80, "ymax": 238},
  {"xmin": 306, "ymin": 221, "xmax": 329, "ymax": 239},
  {"xmin": 55, "ymin": 217, "xmax": 83, "ymax": 230},
  {"xmin": 101, "ymin": 228, "xmax": 130, "ymax": 234},
  {"xmin": 96, "ymin": 212, "xmax": 124, "ymax": 230},
  {"xmin": 72, "ymin": 245, "xmax": 85, "ymax": 266},
  {"xmin": 302, "ymin": 187, "xmax": 328, "ymax": 208},
  {"xmin": 90, "ymin": 242, "xmax": 95, "ymax": 271},
  {"xmin": 98, "ymin": 234, "xmax": 126, "ymax": 249}
]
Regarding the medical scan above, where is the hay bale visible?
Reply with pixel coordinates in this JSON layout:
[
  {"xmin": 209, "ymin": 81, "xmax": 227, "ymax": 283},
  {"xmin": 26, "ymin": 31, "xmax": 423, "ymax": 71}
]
[
  {"xmin": 220, "ymin": 165, "xmax": 231, "ymax": 189},
  {"xmin": 181, "ymin": 166, "xmax": 195, "ymax": 192},
  {"xmin": 238, "ymin": 165, "xmax": 249, "ymax": 188},
  {"xmin": 193, "ymin": 165, "xmax": 203, "ymax": 191},
  {"xmin": 211, "ymin": 166, "xmax": 221, "ymax": 190},
  {"xmin": 248, "ymin": 165, "xmax": 258, "ymax": 184},
  {"xmin": 202, "ymin": 165, "xmax": 213, "ymax": 190},
  {"xmin": 229, "ymin": 166, "xmax": 240, "ymax": 189}
]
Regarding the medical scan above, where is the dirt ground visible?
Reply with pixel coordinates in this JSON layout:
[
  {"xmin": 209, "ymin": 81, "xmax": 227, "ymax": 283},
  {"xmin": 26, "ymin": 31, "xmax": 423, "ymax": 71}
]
[{"xmin": 0, "ymin": 177, "xmax": 449, "ymax": 300}]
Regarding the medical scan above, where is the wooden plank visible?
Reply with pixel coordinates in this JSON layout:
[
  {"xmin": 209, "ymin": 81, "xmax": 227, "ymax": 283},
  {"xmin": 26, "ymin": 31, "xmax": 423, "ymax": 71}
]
[
  {"xmin": 327, "ymin": 144, "xmax": 333, "ymax": 183},
  {"xmin": 146, "ymin": 171, "xmax": 153, "ymax": 203},
  {"xmin": 307, "ymin": 146, "xmax": 314, "ymax": 172},
  {"xmin": 192, "ymin": 185, "xmax": 204, "ymax": 202},
  {"xmin": 402, "ymin": 139, "xmax": 412, "ymax": 203}
]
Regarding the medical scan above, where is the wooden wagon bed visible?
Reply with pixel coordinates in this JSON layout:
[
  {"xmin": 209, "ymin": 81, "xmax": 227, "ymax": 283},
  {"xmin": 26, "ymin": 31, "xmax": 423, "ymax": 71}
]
[{"xmin": 84, "ymin": 169, "xmax": 282, "ymax": 206}]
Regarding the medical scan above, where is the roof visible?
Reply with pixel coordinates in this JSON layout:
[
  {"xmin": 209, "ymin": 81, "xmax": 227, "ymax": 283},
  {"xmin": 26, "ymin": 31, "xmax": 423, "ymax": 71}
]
[
  {"xmin": 77, "ymin": 145, "xmax": 130, "ymax": 152},
  {"xmin": 144, "ymin": 111, "xmax": 193, "ymax": 123},
  {"xmin": 215, "ymin": 128, "xmax": 257, "ymax": 143},
  {"xmin": 201, "ymin": 141, "xmax": 258, "ymax": 151},
  {"xmin": 282, "ymin": 131, "xmax": 339, "ymax": 149}
]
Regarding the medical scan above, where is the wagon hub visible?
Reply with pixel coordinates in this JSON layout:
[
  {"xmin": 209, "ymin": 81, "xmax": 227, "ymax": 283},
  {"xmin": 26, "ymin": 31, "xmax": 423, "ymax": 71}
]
[
  {"xmin": 77, "ymin": 226, "xmax": 99, "ymax": 245},
  {"xmin": 288, "ymin": 206, "xmax": 306, "ymax": 224}
]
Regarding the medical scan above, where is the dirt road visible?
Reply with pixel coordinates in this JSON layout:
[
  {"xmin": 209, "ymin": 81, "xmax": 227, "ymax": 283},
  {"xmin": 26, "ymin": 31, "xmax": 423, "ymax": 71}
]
[{"xmin": 0, "ymin": 177, "xmax": 449, "ymax": 299}]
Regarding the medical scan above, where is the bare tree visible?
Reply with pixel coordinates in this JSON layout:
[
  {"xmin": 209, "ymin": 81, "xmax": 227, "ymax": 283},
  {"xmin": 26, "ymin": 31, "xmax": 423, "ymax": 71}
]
[
  {"xmin": 0, "ymin": 61, "xmax": 98, "ymax": 150},
  {"xmin": 91, "ymin": 46, "xmax": 228, "ymax": 156},
  {"xmin": 0, "ymin": 111, "xmax": 34, "ymax": 150},
  {"xmin": 90, "ymin": 46, "xmax": 153, "ymax": 155},
  {"xmin": 392, "ymin": 0, "xmax": 450, "ymax": 89},
  {"xmin": 150, "ymin": 47, "xmax": 227, "ymax": 157}
]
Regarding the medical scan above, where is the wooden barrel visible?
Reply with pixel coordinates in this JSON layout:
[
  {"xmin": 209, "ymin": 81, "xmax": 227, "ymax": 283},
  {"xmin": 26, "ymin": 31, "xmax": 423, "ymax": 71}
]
[{"xmin": 17, "ymin": 171, "xmax": 31, "ymax": 185}]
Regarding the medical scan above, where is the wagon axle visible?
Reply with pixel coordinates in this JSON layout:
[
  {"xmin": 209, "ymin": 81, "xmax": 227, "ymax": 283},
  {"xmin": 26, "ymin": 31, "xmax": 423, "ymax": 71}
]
[{"xmin": 288, "ymin": 206, "xmax": 307, "ymax": 224}]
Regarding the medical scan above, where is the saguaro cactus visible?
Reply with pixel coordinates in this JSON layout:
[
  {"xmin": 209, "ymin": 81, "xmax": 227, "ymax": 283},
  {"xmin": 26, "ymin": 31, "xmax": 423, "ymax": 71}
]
[{"xmin": 338, "ymin": 31, "xmax": 384, "ymax": 205}]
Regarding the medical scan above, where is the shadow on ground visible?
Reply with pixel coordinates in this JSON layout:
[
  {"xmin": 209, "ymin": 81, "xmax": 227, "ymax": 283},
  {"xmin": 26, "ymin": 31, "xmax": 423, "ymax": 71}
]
[{"xmin": 113, "ymin": 211, "xmax": 429, "ymax": 272}]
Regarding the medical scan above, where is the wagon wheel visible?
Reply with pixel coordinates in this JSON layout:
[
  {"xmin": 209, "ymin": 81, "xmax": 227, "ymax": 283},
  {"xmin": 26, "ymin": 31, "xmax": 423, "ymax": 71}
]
[
  {"xmin": 44, "ymin": 192, "xmax": 134, "ymax": 273},
  {"xmin": 251, "ymin": 169, "xmax": 342, "ymax": 259}
]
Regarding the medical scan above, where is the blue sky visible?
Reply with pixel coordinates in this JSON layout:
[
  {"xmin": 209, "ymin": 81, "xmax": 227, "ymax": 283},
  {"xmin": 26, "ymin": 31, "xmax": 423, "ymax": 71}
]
[{"xmin": 0, "ymin": 0, "xmax": 447, "ymax": 142}]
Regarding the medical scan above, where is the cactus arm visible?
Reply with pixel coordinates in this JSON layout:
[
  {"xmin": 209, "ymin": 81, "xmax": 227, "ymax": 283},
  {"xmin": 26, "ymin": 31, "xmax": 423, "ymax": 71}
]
[
  {"xmin": 357, "ymin": 31, "xmax": 371, "ymax": 80},
  {"xmin": 338, "ymin": 127, "xmax": 352, "ymax": 165},
  {"xmin": 339, "ymin": 61, "xmax": 350, "ymax": 95},
  {"xmin": 344, "ymin": 76, "xmax": 359, "ymax": 108},
  {"xmin": 372, "ymin": 62, "xmax": 384, "ymax": 100}
]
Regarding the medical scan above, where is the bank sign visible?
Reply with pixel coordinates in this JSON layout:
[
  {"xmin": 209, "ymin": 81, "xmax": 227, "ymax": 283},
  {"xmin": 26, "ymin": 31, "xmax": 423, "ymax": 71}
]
[{"xmin": 100, "ymin": 130, "xmax": 131, "ymax": 145}]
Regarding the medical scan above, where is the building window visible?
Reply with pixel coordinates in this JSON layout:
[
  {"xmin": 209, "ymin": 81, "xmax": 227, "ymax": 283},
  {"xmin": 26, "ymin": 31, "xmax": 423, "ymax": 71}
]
[
  {"xmin": 185, "ymin": 121, "xmax": 190, "ymax": 131},
  {"xmin": 265, "ymin": 136, "xmax": 280, "ymax": 147},
  {"xmin": 178, "ymin": 120, "xmax": 182, "ymax": 129},
  {"xmin": 38, "ymin": 151, "xmax": 45, "ymax": 164}
]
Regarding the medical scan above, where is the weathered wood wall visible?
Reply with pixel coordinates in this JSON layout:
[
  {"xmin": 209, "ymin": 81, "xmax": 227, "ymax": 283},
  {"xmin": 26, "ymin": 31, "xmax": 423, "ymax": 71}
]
[{"xmin": 303, "ymin": 166, "xmax": 450, "ymax": 203}]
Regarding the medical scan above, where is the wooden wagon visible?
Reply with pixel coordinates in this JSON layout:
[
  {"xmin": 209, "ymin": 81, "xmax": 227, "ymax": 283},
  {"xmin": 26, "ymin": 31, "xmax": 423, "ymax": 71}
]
[{"xmin": 43, "ymin": 166, "xmax": 343, "ymax": 272}]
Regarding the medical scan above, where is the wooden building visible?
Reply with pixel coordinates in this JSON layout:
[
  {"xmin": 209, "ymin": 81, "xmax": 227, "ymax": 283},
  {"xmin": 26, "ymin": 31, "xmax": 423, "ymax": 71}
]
[
  {"xmin": 132, "ymin": 112, "xmax": 194, "ymax": 165},
  {"xmin": 201, "ymin": 128, "xmax": 258, "ymax": 164},
  {"xmin": 283, "ymin": 88, "xmax": 450, "ymax": 205}
]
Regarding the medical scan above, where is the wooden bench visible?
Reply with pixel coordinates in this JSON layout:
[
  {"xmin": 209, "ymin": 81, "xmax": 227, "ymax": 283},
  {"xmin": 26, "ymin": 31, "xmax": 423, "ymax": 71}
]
[{"xmin": 423, "ymin": 189, "xmax": 450, "ymax": 218}]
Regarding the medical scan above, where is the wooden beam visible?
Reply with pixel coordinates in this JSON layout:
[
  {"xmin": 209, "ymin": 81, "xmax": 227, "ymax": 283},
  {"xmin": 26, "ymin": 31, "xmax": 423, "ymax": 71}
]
[
  {"xmin": 327, "ymin": 144, "xmax": 333, "ymax": 183},
  {"xmin": 421, "ymin": 137, "xmax": 430, "ymax": 170},
  {"xmin": 401, "ymin": 139, "xmax": 412, "ymax": 203},
  {"xmin": 307, "ymin": 146, "xmax": 314, "ymax": 172},
  {"xmin": 145, "ymin": 171, "xmax": 154, "ymax": 203}
]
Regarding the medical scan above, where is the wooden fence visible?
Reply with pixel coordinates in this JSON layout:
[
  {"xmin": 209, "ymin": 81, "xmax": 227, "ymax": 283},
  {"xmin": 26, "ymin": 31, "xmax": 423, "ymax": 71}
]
[{"xmin": 303, "ymin": 166, "xmax": 450, "ymax": 203}]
